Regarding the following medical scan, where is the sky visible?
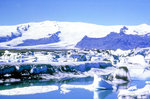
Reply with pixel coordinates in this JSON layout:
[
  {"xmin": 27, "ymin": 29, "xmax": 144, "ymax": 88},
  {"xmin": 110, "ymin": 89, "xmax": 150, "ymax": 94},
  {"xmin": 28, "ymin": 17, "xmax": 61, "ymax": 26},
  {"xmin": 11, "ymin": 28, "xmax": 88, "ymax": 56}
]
[{"xmin": 0, "ymin": 0, "xmax": 150, "ymax": 25}]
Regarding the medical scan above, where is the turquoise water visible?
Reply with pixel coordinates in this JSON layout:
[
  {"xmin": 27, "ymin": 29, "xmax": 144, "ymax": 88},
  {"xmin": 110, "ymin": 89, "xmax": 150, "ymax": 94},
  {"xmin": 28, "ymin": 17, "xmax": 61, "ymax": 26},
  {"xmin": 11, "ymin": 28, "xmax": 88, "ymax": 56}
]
[
  {"xmin": 0, "ymin": 77, "xmax": 115, "ymax": 99},
  {"xmin": 0, "ymin": 77, "xmax": 147, "ymax": 99},
  {"xmin": 0, "ymin": 89, "xmax": 117, "ymax": 99}
]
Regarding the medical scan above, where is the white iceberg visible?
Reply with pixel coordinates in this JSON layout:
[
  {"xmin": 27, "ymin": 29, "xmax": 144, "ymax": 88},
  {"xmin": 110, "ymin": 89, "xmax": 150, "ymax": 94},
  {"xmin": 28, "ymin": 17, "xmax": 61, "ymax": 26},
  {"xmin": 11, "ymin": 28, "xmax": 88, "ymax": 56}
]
[
  {"xmin": 118, "ymin": 82, "xmax": 150, "ymax": 99},
  {"xmin": 0, "ymin": 85, "xmax": 58, "ymax": 95}
]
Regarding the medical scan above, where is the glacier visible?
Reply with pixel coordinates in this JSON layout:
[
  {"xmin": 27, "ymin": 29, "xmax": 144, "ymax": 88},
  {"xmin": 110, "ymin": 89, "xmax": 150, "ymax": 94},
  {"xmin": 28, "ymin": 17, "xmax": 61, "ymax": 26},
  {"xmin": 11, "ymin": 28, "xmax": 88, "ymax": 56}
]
[
  {"xmin": 0, "ymin": 21, "xmax": 150, "ymax": 49},
  {"xmin": 17, "ymin": 31, "xmax": 60, "ymax": 46}
]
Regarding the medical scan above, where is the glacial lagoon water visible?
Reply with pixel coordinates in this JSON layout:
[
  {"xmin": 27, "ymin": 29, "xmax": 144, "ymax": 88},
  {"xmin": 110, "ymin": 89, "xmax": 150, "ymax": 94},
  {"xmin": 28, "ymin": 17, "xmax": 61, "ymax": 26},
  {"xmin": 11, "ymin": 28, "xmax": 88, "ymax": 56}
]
[
  {"xmin": 0, "ymin": 77, "xmax": 116, "ymax": 99},
  {"xmin": 0, "ymin": 77, "xmax": 148, "ymax": 99}
]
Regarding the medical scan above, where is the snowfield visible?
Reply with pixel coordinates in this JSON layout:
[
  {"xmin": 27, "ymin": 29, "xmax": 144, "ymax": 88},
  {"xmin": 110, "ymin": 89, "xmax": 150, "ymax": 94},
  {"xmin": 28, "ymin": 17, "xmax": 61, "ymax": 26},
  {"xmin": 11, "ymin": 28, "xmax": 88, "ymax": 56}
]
[{"xmin": 0, "ymin": 21, "xmax": 150, "ymax": 49}]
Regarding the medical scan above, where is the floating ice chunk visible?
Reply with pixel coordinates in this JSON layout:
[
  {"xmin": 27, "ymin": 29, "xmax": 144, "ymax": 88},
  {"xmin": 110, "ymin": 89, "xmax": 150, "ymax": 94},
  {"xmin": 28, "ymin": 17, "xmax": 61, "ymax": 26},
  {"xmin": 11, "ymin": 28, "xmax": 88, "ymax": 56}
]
[
  {"xmin": 4, "ymin": 74, "xmax": 11, "ymax": 77},
  {"xmin": 60, "ymin": 86, "xmax": 71, "ymax": 94},
  {"xmin": 129, "ymin": 67, "xmax": 150, "ymax": 80},
  {"xmin": 128, "ymin": 55, "xmax": 147, "ymax": 65},
  {"xmin": 0, "ymin": 80, "xmax": 3, "ymax": 83},
  {"xmin": 60, "ymin": 83, "xmax": 94, "ymax": 93},
  {"xmin": 15, "ymin": 65, "xmax": 20, "ymax": 70},
  {"xmin": 93, "ymin": 74, "xmax": 113, "ymax": 90},
  {"xmin": 112, "ymin": 66, "xmax": 130, "ymax": 85},
  {"xmin": 118, "ymin": 82, "xmax": 150, "ymax": 99},
  {"xmin": 0, "ymin": 85, "xmax": 58, "ymax": 95},
  {"xmin": 60, "ymin": 74, "xmax": 113, "ymax": 94},
  {"xmin": 146, "ymin": 81, "xmax": 150, "ymax": 84},
  {"xmin": 30, "ymin": 66, "xmax": 48, "ymax": 74},
  {"xmin": 111, "ymin": 49, "xmax": 131, "ymax": 56},
  {"xmin": 127, "ymin": 85, "xmax": 137, "ymax": 91},
  {"xmin": 3, "ymin": 78, "xmax": 20, "ymax": 83},
  {"xmin": 91, "ymin": 56, "xmax": 101, "ymax": 61}
]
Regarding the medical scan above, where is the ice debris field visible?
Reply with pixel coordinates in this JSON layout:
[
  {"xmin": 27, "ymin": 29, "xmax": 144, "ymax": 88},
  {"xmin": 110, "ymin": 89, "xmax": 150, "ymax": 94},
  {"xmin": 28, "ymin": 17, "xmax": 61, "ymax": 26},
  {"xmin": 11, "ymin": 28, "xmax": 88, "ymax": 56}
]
[{"xmin": 0, "ymin": 48, "xmax": 150, "ymax": 98}]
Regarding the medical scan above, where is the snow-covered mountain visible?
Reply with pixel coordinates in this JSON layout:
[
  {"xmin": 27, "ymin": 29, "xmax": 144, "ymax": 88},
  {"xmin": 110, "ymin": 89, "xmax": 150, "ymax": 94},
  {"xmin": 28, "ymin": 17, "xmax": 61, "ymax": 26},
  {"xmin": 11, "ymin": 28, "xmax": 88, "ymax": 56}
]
[
  {"xmin": 76, "ymin": 26, "xmax": 150, "ymax": 50},
  {"xmin": 0, "ymin": 21, "xmax": 150, "ymax": 49}
]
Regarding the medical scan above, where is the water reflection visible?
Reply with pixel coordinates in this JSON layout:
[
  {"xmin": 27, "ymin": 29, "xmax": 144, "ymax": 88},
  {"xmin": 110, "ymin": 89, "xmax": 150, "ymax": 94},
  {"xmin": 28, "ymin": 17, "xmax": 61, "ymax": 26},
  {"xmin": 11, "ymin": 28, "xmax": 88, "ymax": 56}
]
[
  {"xmin": 118, "ymin": 81, "xmax": 150, "ymax": 99},
  {"xmin": 0, "ymin": 76, "xmax": 121, "ymax": 98},
  {"xmin": 2, "ymin": 78, "xmax": 92, "ymax": 90},
  {"xmin": 0, "ymin": 77, "xmax": 93, "ymax": 94},
  {"xmin": 93, "ymin": 90, "xmax": 112, "ymax": 99},
  {"xmin": 60, "ymin": 76, "xmax": 129, "ymax": 99},
  {"xmin": 1, "ymin": 76, "xmax": 148, "ymax": 99}
]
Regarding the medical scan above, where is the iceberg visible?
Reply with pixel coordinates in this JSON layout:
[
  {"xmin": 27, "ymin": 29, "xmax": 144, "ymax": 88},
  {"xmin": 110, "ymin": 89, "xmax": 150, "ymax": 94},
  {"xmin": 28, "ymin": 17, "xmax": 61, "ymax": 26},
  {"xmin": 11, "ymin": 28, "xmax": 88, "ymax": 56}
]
[
  {"xmin": 118, "ymin": 82, "xmax": 150, "ymax": 99},
  {"xmin": 0, "ymin": 61, "xmax": 112, "ymax": 78}
]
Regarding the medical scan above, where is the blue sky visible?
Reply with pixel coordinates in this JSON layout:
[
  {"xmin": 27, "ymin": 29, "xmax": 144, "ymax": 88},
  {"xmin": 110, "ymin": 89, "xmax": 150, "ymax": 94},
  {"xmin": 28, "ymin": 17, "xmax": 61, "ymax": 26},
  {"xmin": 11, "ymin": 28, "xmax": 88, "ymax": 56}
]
[{"xmin": 0, "ymin": 0, "xmax": 150, "ymax": 25}]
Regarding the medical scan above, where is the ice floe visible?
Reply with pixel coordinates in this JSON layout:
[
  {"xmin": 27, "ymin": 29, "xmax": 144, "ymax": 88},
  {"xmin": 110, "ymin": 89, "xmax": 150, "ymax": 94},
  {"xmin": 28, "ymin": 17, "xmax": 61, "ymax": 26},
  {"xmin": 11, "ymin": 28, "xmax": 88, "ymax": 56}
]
[
  {"xmin": 118, "ymin": 81, "xmax": 150, "ymax": 99},
  {"xmin": 0, "ymin": 85, "xmax": 58, "ymax": 95}
]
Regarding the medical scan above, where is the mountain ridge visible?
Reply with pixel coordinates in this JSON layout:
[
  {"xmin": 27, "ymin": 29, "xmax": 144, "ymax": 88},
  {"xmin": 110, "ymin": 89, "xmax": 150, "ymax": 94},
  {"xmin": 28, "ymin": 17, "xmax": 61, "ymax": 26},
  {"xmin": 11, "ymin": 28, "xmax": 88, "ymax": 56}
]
[
  {"xmin": 0, "ymin": 21, "xmax": 150, "ymax": 49},
  {"xmin": 76, "ymin": 26, "xmax": 150, "ymax": 50}
]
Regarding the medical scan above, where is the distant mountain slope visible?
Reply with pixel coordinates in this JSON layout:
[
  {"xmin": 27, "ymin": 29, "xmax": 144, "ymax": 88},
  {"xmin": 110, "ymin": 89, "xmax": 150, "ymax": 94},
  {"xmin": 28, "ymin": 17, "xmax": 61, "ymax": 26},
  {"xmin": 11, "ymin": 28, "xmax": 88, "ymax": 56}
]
[
  {"xmin": 0, "ymin": 21, "xmax": 150, "ymax": 49},
  {"xmin": 17, "ymin": 31, "xmax": 60, "ymax": 46},
  {"xmin": 0, "ymin": 25, "xmax": 30, "ymax": 43},
  {"xmin": 76, "ymin": 26, "xmax": 150, "ymax": 50},
  {"xmin": 0, "ymin": 32, "xmax": 22, "ymax": 43}
]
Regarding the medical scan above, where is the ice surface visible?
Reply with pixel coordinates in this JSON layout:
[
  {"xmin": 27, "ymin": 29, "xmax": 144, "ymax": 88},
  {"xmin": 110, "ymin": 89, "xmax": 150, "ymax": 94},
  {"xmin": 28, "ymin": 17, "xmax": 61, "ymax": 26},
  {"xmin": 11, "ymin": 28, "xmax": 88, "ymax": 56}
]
[
  {"xmin": 0, "ymin": 48, "xmax": 150, "ymax": 81},
  {"xmin": 118, "ymin": 82, "xmax": 150, "ymax": 99},
  {"xmin": 0, "ymin": 21, "xmax": 150, "ymax": 49},
  {"xmin": 0, "ymin": 85, "xmax": 58, "ymax": 95}
]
